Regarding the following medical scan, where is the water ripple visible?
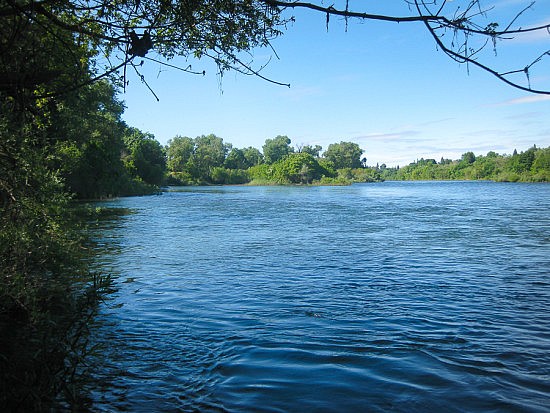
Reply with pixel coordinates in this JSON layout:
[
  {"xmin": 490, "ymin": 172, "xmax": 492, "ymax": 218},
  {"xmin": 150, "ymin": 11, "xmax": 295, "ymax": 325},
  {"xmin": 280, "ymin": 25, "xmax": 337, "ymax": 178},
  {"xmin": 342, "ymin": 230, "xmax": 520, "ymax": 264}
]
[{"xmin": 89, "ymin": 182, "xmax": 550, "ymax": 412}]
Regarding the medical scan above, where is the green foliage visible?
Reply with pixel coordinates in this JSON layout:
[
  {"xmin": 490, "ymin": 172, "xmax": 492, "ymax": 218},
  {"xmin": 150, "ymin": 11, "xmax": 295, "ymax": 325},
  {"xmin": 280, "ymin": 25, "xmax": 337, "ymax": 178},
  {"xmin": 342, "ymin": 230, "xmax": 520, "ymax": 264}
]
[
  {"xmin": 460, "ymin": 151, "xmax": 476, "ymax": 165},
  {"xmin": 165, "ymin": 134, "xmax": 384, "ymax": 186},
  {"xmin": 531, "ymin": 147, "xmax": 550, "ymax": 181},
  {"xmin": 0, "ymin": 21, "xmax": 164, "ymax": 409},
  {"xmin": 0, "ymin": 0, "xmax": 288, "ymax": 99},
  {"xmin": 247, "ymin": 164, "xmax": 277, "ymax": 184},
  {"xmin": 323, "ymin": 141, "xmax": 364, "ymax": 169},
  {"xmin": 224, "ymin": 148, "xmax": 248, "ymax": 170},
  {"xmin": 246, "ymin": 153, "xmax": 337, "ymax": 184},
  {"xmin": 380, "ymin": 146, "xmax": 550, "ymax": 182},
  {"xmin": 166, "ymin": 136, "xmax": 195, "ymax": 173},
  {"xmin": 211, "ymin": 167, "xmax": 249, "ymax": 185},
  {"xmin": 243, "ymin": 146, "xmax": 264, "ymax": 166},
  {"xmin": 0, "ymin": 104, "xmax": 115, "ymax": 410},
  {"xmin": 263, "ymin": 135, "xmax": 293, "ymax": 164},
  {"xmin": 123, "ymin": 127, "xmax": 167, "ymax": 186},
  {"xmin": 165, "ymin": 134, "xmax": 230, "ymax": 183},
  {"xmin": 347, "ymin": 167, "xmax": 383, "ymax": 183},
  {"xmin": 300, "ymin": 144, "xmax": 323, "ymax": 158},
  {"xmin": 165, "ymin": 171, "xmax": 195, "ymax": 186},
  {"xmin": 49, "ymin": 81, "xmax": 164, "ymax": 199},
  {"xmin": 193, "ymin": 134, "xmax": 231, "ymax": 179},
  {"xmin": 318, "ymin": 159, "xmax": 337, "ymax": 177},
  {"xmin": 272, "ymin": 153, "xmax": 324, "ymax": 184}
]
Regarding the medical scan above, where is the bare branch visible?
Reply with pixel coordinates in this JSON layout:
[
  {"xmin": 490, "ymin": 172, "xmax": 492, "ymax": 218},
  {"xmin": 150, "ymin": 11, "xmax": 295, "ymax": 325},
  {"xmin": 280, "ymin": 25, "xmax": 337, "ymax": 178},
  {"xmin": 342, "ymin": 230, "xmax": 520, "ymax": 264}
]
[
  {"xmin": 261, "ymin": 0, "xmax": 550, "ymax": 94},
  {"xmin": 413, "ymin": 0, "xmax": 550, "ymax": 95}
]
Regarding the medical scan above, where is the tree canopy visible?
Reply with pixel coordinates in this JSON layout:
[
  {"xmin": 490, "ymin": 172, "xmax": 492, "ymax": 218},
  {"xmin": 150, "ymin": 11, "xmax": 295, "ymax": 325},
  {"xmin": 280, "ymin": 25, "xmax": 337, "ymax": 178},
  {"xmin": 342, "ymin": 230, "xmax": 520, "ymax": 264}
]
[
  {"xmin": 1, "ymin": 0, "xmax": 549, "ymax": 99},
  {"xmin": 263, "ymin": 135, "xmax": 294, "ymax": 164},
  {"xmin": 324, "ymin": 141, "xmax": 364, "ymax": 169}
]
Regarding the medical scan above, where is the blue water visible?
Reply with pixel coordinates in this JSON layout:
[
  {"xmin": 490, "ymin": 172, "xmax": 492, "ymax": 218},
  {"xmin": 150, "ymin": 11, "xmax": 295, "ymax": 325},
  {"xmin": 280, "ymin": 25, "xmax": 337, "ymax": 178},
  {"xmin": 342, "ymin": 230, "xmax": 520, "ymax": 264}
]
[{"xmin": 90, "ymin": 181, "xmax": 550, "ymax": 412}]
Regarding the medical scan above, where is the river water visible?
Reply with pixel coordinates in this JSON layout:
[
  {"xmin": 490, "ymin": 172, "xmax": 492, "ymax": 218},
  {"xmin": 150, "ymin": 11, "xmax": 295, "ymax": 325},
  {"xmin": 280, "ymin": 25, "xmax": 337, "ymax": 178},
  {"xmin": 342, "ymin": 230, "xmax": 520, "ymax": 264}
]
[{"xmin": 89, "ymin": 181, "xmax": 550, "ymax": 412}]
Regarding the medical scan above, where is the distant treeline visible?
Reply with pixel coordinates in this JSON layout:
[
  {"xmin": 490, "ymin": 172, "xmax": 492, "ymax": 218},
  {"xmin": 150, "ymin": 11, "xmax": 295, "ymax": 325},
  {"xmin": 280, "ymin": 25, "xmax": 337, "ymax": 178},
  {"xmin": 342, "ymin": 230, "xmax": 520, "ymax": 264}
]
[
  {"xmin": 33, "ymin": 90, "xmax": 548, "ymax": 192},
  {"xmin": 34, "ymin": 97, "xmax": 550, "ymax": 195},
  {"xmin": 379, "ymin": 146, "xmax": 550, "ymax": 183},
  {"xmin": 165, "ymin": 134, "xmax": 381, "ymax": 185},
  {"xmin": 163, "ymin": 136, "xmax": 550, "ymax": 185}
]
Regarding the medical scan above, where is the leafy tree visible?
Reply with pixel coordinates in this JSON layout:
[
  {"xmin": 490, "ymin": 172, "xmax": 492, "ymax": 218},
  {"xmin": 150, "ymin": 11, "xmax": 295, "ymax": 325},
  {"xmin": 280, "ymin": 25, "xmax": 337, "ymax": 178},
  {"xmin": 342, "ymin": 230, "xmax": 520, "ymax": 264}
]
[
  {"xmin": 318, "ymin": 159, "xmax": 337, "ymax": 177},
  {"xmin": 123, "ymin": 128, "xmax": 167, "ymax": 186},
  {"xmin": 48, "ymin": 81, "xmax": 131, "ymax": 198},
  {"xmin": 472, "ymin": 155, "xmax": 499, "ymax": 179},
  {"xmin": 225, "ymin": 148, "xmax": 248, "ymax": 170},
  {"xmin": 273, "ymin": 152, "xmax": 328, "ymax": 183},
  {"xmin": 348, "ymin": 167, "xmax": 383, "ymax": 183},
  {"xmin": 0, "ymin": 40, "xmax": 118, "ymax": 411},
  {"xmin": 516, "ymin": 146, "xmax": 536, "ymax": 172},
  {"xmin": 323, "ymin": 141, "xmax": 364, "ymax": 169},
  {"xmin": 380, "ymin": 145, "xmax": 550, "ymax": 182},
  {"xmin": 192, "ymin": 134, "xmax": 231, "ymax": 180},
  {"xmin": 247, "ymin": 163, "xmax": 277, "ymax": 184},
  {"xmin": 166, "ymin": 136, "xmax": 195, "ymax": 173},
  {"xmin": 263, "ymin": 135, "xmax": 293, "ymax": 164},
  {"xmin": 243, "ymin": 146, "xmax": 264, "ymax": 167},
  {"xmin": 211, "ymin": 167, "xmax": 249, "ymax": 184},
  {"xmin": 300, "ymin": 144, "xmax": 323, "ymax": 158},
  {"xmin": 532, "ymin": 148, "xmax": 550, "ymax": 173},
  {"xmin": 461, "ymin": 151, "xmax": 477, "ymax": 165},
  {"xmin": 165, "ymin": 134, "xmax": 231, "ymax": 182},
  {"xmin": 68, "ymin": 133, "xmax": 126, "ymax": 198}
]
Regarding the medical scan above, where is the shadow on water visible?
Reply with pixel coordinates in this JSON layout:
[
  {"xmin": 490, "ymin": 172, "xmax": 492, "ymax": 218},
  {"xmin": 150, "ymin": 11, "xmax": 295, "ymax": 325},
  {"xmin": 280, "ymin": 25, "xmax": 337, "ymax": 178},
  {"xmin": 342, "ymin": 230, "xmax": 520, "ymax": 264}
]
[{"xmin": 0, "ymin": 201, "xmax": 135, "ymax": 411}]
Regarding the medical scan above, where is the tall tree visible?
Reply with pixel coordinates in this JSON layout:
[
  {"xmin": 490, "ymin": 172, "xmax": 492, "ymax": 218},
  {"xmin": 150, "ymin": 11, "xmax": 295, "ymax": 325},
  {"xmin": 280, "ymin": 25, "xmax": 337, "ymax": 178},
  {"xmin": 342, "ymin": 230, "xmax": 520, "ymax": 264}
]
[
  {"xmin": 323, "ymin": 141, "xmax": 364, "ymax": 169},
  {"xmin": 263, "ymin": 135, "xmax": 293, "ymax": 164},
  {"xmin": 301, "ymin": 144, "xmax": 323, "ymax": 158},
  {"xmin": 192, "ymin": 134, "xmax": 231, "ymax": 180},
  {"xmin": 123, "ymin": 128, "xmax": 167, "ymax": 186},
  {"xmin": 166, "ymin": 136, "xmax": 195, "ymax": 173},
  {"xmin": 243, "ymin": 146, "xmax": 265, "ymax": 167},
  {"xmin": 52, "ymin": 81, "xmax": 128, "ymax": 198},
  {"xmin": 224, "ymin": 148, "xmax": 248, "ymax": 170}
]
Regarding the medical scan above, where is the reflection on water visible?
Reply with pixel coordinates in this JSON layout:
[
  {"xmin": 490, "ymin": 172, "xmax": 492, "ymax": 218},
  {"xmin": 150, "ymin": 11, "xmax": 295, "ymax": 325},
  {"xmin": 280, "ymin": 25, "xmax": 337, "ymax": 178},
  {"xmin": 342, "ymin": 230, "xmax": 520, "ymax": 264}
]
[{"xmin": 90, "ymin": 182, "xmax": 550, "ymax": 412}]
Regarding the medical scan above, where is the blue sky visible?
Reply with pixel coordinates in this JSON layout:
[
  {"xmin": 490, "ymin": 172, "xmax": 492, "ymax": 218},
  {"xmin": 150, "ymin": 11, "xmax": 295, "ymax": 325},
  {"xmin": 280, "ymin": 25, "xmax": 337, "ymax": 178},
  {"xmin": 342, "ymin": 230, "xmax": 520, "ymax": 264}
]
[{"xmin": 121, "ymin": 1, "xmax": 550, "ymax": 167}]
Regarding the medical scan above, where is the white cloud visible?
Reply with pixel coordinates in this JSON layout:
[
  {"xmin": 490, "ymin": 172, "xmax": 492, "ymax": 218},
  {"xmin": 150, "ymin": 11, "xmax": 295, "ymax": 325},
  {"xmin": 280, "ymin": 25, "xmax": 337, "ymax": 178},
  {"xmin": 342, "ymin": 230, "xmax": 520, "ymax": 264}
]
[
  {"xmin": 354, "ymin": 130, "xmax": 421, "ymax": 142},
  {"xmin": 507, "ymin": 19, "xmax": 550, "ymax": 44},
  {"xmin": 493, "ymin": 94, "xmax": 550, "ymax": 106}
]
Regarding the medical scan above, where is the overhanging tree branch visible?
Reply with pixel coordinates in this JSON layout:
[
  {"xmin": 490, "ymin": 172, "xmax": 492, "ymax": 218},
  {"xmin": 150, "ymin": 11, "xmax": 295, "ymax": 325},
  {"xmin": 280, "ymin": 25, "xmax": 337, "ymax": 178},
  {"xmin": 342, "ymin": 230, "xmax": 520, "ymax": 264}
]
[
  {"xmin": 1, "ymin": 0, "xmax": 549, "ymax": 98},
  {"xmin": 261, "ymin": 0, "xmax": 550, "ymax": 95}
]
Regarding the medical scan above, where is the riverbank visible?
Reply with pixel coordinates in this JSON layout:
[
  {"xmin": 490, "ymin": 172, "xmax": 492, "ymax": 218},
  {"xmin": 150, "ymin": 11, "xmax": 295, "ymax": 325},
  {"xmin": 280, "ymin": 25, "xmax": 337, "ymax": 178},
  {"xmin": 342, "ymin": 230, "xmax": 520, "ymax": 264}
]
[{"xmin": 0, "ymin": 203, "xmax": 118, "ymax": 411}]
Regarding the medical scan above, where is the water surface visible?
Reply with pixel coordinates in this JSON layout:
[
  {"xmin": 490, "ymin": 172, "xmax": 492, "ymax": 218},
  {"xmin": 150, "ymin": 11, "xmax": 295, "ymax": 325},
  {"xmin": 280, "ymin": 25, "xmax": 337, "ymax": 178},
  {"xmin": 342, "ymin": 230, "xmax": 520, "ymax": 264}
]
[{"xmin": 90, "ymin": 182, "xmax": 550, "ymax": 412}]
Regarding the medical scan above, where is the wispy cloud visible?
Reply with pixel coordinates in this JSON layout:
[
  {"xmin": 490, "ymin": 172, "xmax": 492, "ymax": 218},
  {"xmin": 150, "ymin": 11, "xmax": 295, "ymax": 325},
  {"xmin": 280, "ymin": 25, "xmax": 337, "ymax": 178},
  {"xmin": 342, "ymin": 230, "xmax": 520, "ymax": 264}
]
[
  {"xmin": 507, "ymin": 18, "xmax": 550, "ymax": 44},
  {"xmin": 492, "ymin": 95, "xmax": 550, "ymax": 106},
  {"xmin": 354, "ymin": 130, "xmax": 421, "ymax": 142}
]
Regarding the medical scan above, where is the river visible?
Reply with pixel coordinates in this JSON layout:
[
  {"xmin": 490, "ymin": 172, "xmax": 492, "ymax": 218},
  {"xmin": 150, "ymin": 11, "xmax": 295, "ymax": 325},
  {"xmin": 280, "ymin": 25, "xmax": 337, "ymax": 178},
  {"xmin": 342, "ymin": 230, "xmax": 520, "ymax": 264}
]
[{"xmin": 89, "ymin": 181, "xmax": 550, "ymax": 412}]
